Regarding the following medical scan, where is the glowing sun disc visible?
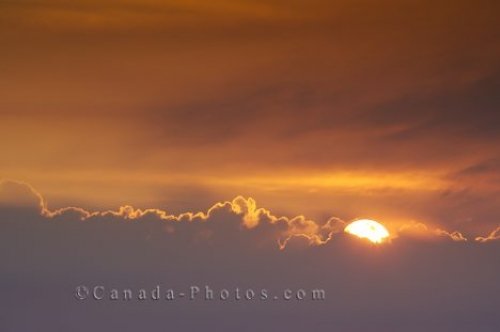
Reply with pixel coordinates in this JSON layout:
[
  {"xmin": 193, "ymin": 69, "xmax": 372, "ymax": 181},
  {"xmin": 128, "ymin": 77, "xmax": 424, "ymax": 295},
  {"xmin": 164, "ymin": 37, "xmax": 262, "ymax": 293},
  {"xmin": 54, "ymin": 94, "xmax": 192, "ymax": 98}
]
[{"xmin": 344, "ymin": 219, "xmax": 390, "ymax": 244}]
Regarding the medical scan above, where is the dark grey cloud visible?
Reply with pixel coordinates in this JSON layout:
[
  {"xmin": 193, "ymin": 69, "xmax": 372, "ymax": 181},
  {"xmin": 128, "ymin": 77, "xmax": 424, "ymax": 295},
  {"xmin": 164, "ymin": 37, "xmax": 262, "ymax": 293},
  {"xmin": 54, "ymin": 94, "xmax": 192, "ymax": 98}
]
[{"xmin": 1, "ymin": 181, "xmax": 499, "ymax": 331}]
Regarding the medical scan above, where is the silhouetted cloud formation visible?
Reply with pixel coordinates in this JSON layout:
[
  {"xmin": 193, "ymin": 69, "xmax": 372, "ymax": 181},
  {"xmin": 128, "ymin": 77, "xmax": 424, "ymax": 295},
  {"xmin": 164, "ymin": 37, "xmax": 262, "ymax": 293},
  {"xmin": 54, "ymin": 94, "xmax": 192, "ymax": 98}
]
[
  {"xmin": 3, "ymin": 180, "xmax": 490, "ymax": 248},
  {"xmin": 1, "ymin": 180, "xmax": 499, "ymax": 331},
  {"xmin": 476, "ymin": 226, "xmax": 500, "ymax": 243}
]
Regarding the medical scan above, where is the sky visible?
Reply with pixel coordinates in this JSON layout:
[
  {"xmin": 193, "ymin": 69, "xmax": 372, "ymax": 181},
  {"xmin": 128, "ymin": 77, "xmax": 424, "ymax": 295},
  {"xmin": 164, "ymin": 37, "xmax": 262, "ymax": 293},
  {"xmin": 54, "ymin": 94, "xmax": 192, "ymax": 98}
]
[{"xmin": 0, "ymin": 1, "xmax": 499, "ymax": 330}]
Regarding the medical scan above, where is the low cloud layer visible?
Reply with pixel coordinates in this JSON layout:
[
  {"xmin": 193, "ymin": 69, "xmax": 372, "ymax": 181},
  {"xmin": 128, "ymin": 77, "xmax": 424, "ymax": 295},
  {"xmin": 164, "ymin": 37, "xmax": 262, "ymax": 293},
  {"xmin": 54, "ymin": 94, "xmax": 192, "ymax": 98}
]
[
  {"xmin": 3, "ymin": 180, "xmax": 497, "ymax": 249},
  {"xmin": 1, "ymin": 180, "xmax": 499, "ymax": 331}
]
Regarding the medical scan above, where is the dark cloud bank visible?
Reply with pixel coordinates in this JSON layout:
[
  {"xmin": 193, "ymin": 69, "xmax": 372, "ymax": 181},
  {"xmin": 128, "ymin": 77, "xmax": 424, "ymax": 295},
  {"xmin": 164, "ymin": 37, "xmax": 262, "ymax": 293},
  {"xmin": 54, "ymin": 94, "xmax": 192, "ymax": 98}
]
[{"xmin": 0, "ymin": 181, "xmax": 499, "ymax": 331}]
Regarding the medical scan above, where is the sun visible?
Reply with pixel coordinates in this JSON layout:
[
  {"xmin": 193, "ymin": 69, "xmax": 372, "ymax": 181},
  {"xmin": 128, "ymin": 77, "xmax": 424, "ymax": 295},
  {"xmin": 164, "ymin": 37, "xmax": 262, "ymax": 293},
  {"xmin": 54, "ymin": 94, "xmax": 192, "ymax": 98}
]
[{"xmin": 344, "ymin": 219, "xmax": 390, "ymax": 244}]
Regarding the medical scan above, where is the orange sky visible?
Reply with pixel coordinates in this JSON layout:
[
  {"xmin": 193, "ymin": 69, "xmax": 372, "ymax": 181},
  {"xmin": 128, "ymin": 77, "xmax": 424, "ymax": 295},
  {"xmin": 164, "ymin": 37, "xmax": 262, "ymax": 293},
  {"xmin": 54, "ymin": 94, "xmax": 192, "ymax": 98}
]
[{"xmin": 1, "ymin": 0, "xmax": 499, "ymax": 235}]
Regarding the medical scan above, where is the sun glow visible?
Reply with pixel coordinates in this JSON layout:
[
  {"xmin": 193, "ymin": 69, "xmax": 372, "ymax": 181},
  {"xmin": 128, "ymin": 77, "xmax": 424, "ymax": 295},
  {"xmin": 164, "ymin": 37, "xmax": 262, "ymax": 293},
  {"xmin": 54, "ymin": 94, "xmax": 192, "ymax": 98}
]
[{"xmin": 344, "ymin": 219, "xmax": 390, "ymax": 244}]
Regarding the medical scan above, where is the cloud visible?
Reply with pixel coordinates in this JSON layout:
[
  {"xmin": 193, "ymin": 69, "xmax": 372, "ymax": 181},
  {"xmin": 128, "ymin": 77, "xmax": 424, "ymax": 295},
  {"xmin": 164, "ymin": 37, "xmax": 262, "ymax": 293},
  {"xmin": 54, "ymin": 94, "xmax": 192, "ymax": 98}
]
[
  {"xmin": 475, "ymin": 226, "xmax": 500, "ymax": 243},
  {"xmin": 434, "ymin": 229, "xmax": 468, "ymax": 242},
  {"xmin": 0, "ymin": 180, "xmax": 479, "ymax": 248},
  {"xmin": 396, "ymin": 222, "xmax": 468, "ymax": 242},
  {"xmin": 0, "ymin": 179, "xmax": 46, "ymax": 211},
  {"xmin": 1, "ymin": 180, "xmax": 500, "ymax": 331},
  {"xmin": 1, "ymin": 0, "xmax": 499, "ymax": 234},
  {"xmin": 1, "ymin": 180, "xmax": 344, "ymax": 249}
]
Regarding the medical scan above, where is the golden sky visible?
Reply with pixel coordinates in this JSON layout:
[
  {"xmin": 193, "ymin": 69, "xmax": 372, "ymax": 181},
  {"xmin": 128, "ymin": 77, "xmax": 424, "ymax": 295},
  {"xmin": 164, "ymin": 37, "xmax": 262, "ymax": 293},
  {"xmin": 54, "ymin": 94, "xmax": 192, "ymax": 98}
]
[{"xmin": 1, "ymin": 0, "xmax": 499, "ymax": 235}]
